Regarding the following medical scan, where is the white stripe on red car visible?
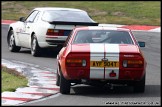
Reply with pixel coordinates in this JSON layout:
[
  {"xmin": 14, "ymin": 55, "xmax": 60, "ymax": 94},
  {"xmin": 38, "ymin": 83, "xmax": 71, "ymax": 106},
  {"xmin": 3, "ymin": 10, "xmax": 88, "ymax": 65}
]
[
  {"xmin": 90, "ymin": 44, "xmax": 105, "ymax": 79},
  {"xmin": 90, "ymin": 44, "xmax": 120, "ymax": 79}
]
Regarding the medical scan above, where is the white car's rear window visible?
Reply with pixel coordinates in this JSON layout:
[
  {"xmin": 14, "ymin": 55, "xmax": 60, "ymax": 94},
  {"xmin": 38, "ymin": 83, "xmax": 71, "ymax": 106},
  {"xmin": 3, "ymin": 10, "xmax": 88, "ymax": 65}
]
[{"xmin": 42, "ymin": 10, "xmax": 94, "ymax": 22}]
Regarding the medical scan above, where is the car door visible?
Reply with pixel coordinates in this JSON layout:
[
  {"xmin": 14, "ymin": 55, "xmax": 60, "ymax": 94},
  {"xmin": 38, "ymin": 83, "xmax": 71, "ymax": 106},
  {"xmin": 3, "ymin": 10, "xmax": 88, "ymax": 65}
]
[
  {"xmin": 14, "ymin": 20, "xmax": 26, "ymax": 46},
  {"xmin": 19, "ymin": 10, "xmax": 39, "ymax": 48}
]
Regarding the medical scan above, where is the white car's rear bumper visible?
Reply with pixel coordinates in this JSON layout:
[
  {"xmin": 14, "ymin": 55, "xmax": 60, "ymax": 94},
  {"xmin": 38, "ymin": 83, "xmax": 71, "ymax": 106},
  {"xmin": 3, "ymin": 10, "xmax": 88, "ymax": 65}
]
[{"xmin": 38, "ymin": 36, "xmax": 68, "ymax": 48}]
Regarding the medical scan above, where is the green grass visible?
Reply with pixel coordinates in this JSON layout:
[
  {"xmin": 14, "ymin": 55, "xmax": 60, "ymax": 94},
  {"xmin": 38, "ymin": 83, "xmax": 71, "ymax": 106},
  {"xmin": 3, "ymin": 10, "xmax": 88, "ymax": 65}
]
[
  {"xmin": 1, "ymin": 1, "xmax": 160, "ymax": 26},
  {"xmin": 2, "ymin": 66, "xmax": 28, "ymax": 92}
]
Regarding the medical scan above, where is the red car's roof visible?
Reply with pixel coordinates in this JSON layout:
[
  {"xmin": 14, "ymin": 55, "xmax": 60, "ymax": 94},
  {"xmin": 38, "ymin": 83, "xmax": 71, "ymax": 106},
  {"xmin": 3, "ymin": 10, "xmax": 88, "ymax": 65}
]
[{"xmin": 74, "ymin": 26, "xmax": 131, "ymax": 32}]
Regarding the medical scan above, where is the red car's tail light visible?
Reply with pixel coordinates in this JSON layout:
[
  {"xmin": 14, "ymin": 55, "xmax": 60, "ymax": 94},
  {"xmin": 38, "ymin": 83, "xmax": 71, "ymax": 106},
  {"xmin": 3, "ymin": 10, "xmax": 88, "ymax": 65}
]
[
  {"xmin": 46, "ymin": 29, "xmax": 64, "ymax": 36},
  {"xmin": 123, "ymin": 60, "xmax": 143, "ymax": 68},
  {"xmin": 66, "ymin": 59, "xmax": 86, "ymax": 67}
]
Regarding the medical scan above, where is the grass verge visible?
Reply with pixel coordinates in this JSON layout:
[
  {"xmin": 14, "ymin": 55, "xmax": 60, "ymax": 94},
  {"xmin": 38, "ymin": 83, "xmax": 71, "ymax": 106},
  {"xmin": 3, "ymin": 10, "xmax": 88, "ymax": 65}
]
[
  {"xmin": 1, "ymin": 1, "xmax": 160, "ymax": 26},
  {"xmin": 2, "ymin": 66, "xmax": 28, "ymax": 92}
]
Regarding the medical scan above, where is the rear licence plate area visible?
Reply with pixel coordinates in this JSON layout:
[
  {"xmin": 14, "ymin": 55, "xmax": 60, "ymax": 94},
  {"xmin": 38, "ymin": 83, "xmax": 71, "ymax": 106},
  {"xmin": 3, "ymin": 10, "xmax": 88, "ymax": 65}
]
[{"xmin": 90, "ymin": 61, "xmax": 119, "ymax": 67}]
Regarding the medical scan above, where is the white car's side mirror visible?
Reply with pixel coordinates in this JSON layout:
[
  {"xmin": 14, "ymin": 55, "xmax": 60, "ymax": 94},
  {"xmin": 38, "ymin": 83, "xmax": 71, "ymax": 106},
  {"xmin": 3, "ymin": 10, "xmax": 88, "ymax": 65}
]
[{"xmin": 19, "ymin": 17, "xmax": 25, "ymax": 22}]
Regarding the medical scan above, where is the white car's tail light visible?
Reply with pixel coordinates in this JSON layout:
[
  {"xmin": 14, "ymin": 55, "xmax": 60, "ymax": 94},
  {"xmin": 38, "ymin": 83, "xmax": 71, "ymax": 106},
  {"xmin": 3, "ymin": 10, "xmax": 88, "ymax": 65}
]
[{"xmin": 46, "ymin": 29, "xmax": 64, "ymax": 36}]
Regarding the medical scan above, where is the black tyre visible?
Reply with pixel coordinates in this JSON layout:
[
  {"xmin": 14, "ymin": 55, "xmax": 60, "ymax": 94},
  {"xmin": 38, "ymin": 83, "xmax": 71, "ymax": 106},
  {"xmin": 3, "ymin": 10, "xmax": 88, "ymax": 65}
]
[
  {"xmin": 8, "ymin": 30, "xmax": 21, "ymax": 52},
  {"xmin": 133, "ymin": 74, "xmax": 146, "ymax": 93},
  {"xmin": 60, "ymin": 69, "xmax": 71, "ymax": 94},
  {"xmin": 31, "ymin": 34, "xmax": 41, "ymax": 57},
  {"xmin": 56, "ymin": 68, "xmax": 60, "ymax": 86}
]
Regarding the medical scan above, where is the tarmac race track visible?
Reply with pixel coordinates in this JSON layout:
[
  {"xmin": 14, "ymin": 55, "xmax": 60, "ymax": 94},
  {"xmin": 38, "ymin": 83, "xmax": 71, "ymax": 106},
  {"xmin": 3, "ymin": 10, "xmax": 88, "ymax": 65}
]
[{"xmin": 2, "ymin": 24, "xmax": 161, "ymax": 106}]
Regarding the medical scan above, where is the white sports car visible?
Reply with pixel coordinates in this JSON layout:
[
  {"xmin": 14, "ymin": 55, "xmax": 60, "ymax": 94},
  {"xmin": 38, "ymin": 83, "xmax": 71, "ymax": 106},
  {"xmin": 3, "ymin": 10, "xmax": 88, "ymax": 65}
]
[{"xmin": 7, "ymin": 7, "xmax": 98, "ymax": 56}]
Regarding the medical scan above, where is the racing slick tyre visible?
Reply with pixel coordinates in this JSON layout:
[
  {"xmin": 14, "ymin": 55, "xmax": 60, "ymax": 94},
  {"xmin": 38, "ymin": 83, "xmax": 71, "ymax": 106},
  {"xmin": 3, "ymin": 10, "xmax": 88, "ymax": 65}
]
[
  {"xmin": 31, "ymin": 34, "xmax": 41, "ymax": 57},
  {"xmin": 56, "ymin": 69, "xmax": 60, "ymax": 86},
  {"xmin": 133, "ymin": 74, "xmax": 145, "ymax": 93},
  {"xmin": 60, "ymin": 69, "xmax": 71, "ymax": 94},
  {"xmin": 8, "ymin": 30, "xmax": 21, "ymax": 52}
]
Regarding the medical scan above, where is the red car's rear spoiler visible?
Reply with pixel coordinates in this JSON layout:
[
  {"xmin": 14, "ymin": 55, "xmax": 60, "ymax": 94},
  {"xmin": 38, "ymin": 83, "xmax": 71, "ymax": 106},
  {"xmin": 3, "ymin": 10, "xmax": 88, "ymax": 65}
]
[{"xmin": 49, "ymin": 21, "xmax": 99, "ymax": 26}]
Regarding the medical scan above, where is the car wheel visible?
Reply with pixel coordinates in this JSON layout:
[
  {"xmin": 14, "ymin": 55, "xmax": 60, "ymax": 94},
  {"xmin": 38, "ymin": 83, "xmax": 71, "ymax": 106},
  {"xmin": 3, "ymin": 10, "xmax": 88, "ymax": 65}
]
[
  {"xmin": 60, "ymin": 69, "xmax": 70, "ymax": 94},
  {"xmin": 56, "ymin": 68, "xmax": 60, "ymax": 86},
  {"xmin": 31, "ymin": 34, "xmax": 41, "ymax": 57},
  {"xmin": 133, "ymin": 74, "xmax": 145, "ymax": 93},
  {"xmin": 8, "ymin": 30, "xmax": 21, "ymax": 52}
]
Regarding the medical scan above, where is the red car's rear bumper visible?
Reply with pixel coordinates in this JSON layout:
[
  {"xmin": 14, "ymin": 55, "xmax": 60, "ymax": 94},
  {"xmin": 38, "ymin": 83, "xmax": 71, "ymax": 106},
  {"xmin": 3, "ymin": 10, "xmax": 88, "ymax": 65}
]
[{"xmin": 64, "ymin": 67, "xmax": 145, "ymax": 81}]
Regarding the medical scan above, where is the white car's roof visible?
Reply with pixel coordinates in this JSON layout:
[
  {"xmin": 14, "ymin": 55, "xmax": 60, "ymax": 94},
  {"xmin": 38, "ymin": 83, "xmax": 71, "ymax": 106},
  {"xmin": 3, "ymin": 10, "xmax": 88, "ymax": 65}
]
[{"xmin": 33, "ymin": 7, "xmax": 84, "ymax": 12}]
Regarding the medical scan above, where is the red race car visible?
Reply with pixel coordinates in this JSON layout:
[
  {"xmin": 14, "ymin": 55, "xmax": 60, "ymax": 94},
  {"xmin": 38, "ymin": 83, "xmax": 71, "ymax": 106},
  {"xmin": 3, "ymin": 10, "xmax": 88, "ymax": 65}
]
[{"xmin": 56, "ymin": 26, "xmax": 147, "ymax": 94}]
